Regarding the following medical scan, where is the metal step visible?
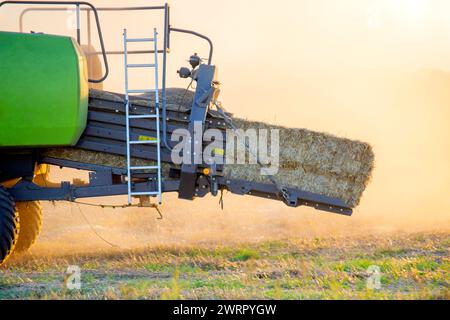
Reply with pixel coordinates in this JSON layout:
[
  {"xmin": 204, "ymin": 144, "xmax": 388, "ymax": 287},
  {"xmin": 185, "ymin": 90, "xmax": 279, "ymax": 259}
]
[
  {"xmin": 130, "ymin": 191, "xmax": 160, "ymax": 196},
  {"xmin": 130, "ymin": 166, "xmax": 159, "ymax": 170},
  {"xmin": 127, "ymin": 63, "xmax": 156, "ymax": 68},
  {"xmin": 129, "ymin": 140, "xmax": 158, "ymax": 145},
  {"xmin": 126, "ymin": 37, "xmax": 154, "ymax": 42},
  {"xmin": 127, "ymin": 89, "xmax": 157, "ymax": 94},
  {"xmin": 128, "ymin": 114, "xmax": 158, "ymax": 119}
]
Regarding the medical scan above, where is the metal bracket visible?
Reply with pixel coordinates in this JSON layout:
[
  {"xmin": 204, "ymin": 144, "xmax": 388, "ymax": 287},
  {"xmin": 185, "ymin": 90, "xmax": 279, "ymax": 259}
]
[
  {"xmin": 89, "ymin": 169, "xmax": 113, "ymax": 186},
  {"xmin": 282, "ymin": 188, "xmax": 298, "ymax": 207},
  {"xmin": 178, "ymin": 64, "xmax": 218, "ymax": 200}
]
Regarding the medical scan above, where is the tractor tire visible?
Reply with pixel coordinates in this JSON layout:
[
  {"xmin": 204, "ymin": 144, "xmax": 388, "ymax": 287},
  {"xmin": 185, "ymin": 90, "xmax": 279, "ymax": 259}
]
[
  {"xmin": 14, "ymin": 201, "xmax": 42, "ymax": 253},
  {"xmin": 0, "ymin": 186, "xmax": 19, "ymax": 266}
]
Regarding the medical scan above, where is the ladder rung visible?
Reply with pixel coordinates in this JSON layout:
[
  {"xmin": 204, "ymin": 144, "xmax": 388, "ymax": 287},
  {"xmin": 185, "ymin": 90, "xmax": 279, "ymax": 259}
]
[
  {"xmin": 131, "ymin": 191, "xmax": 160, "ymax": 196},
  {"xmin": 130, "ymin": 166, "xmax": 159, "ymax": 171},
  {"xmin": 129, "ymin": 140, "xmax": 159, "ymax": 145},
  {"xmin": 127, "ymin": 89, "xmax": 157, "ymax": 94},
  {"xmin": 127, "ymin": 63, "xmax": 156, "ymax": 68},
  {"xmin": 129, "ymin": 114, "xmax": 158, "ymax": 119},
  {"xmin": 126, "ymin": 38, "xmax": 154, "ymax": 42}
]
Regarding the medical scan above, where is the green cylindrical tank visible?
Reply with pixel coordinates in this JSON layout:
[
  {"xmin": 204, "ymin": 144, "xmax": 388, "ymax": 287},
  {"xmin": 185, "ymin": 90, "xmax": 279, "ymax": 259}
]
[{"xmin": 0, "ymin": 32, "xmax": 88, "ymax": 147}]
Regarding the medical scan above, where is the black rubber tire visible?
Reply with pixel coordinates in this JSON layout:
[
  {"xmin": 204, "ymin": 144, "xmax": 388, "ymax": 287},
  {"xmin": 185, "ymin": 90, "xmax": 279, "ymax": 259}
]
[
  {"xmin": 0, "ymin": 186, "xmax": 19, "ymax": 266},
  {"xmin": 14, "ymin": 201, "xmax": 42, "ymax": 253}
]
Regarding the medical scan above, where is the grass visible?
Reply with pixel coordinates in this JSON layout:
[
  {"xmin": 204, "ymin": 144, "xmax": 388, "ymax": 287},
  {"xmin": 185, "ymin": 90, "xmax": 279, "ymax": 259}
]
[
  {"xmin": 231, "ymin": 248, "xmax": 260, "ymax": 262},
  {"xmin": 0, "ymin": 231, "xmax": 448, "ymax": 300}
]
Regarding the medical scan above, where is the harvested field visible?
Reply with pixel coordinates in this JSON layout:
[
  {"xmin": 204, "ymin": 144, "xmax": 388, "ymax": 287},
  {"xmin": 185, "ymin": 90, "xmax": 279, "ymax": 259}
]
[
  {"xmin": 1, "ymin": 229, "xmax": 448, "ymax": 300},
  {"xmin": 0, "ymin": 169, "xmax": 447, "ymax": 300}
]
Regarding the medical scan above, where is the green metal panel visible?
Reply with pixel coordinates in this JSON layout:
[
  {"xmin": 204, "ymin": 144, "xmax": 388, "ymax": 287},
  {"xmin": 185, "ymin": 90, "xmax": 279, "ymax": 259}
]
[{"xmin": 0, "ymin": 32, "xmax": 88, "ymax": 147}]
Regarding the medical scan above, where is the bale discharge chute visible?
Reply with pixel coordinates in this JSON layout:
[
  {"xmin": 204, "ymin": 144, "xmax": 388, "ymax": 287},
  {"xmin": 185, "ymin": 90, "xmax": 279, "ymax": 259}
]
[
  {"xmin": 0, "ymin": 1, "xmax": 374, "ymax": 265},
  {"xmin": 42, "ymin": 89, "xmax": 374, "ymax": 209}
]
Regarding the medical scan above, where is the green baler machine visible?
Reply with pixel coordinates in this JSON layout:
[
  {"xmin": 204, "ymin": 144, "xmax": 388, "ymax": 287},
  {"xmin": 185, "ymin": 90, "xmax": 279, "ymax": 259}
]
[{"xmin": 0, "ymin": 31, "xmax": 89, "ymax": 147}]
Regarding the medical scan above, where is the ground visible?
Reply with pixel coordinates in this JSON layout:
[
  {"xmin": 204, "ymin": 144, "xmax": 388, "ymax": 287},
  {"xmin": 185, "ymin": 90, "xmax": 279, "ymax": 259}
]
[
  {"xmin": 1, "ymin": 231, "xmax": 448, "ymax": 300},
  {"xmin": 0, "ymin": 176, "xmax": 449, "ymax": 300}
]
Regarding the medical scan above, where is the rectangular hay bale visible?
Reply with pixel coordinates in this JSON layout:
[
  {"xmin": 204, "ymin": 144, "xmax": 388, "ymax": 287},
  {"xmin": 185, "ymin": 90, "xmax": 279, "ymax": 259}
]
[{"xmin": 223, "ymin": 118, "xmax": 374, "ymax": 208}]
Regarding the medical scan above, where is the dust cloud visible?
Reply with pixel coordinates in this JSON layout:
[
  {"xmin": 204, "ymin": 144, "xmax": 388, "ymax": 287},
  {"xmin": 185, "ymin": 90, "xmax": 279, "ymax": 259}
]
[
  {"xmin": 1, "ymin": 0, "xmax": 449, "ymax": 255},
  {"xmin": 31, "ymin": 163, "xmax": 448, "ymax": 257}
]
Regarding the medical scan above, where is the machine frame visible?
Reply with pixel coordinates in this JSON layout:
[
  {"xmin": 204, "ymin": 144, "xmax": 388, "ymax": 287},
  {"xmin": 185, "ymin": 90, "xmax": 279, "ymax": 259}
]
[{"xmin": 0, "ymin": 1, "xmax": 352, "ymax": 216}]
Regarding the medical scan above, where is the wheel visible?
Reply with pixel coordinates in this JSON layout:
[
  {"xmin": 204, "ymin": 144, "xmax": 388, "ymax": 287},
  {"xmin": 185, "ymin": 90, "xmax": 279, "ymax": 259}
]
[
  {"xmin": 14, "ymin": 201, "xmax": 42, "ymax": 253},
  {"xmin": 0, "ymin": 186, "xmax": 19, "ymax": 266}
]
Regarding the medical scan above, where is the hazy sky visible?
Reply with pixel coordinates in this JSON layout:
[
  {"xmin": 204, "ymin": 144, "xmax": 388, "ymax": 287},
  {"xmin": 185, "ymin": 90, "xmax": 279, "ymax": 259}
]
[{"xmin": 1, "ymin": 0, "xmax": 449, "ymax": 222}]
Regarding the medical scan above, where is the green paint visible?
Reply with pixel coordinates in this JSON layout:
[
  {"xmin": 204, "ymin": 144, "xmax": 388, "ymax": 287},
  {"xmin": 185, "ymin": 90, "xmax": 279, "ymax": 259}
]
[{"xmin": 0, "ymin": 32, "xmax": 88, "ymax": 147}]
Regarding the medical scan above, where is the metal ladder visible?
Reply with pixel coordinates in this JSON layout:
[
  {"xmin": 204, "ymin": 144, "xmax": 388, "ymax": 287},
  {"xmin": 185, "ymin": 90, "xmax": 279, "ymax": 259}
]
[{"xmin": 123, "ymin": 28, "xmax": 162, "ymax": 205}]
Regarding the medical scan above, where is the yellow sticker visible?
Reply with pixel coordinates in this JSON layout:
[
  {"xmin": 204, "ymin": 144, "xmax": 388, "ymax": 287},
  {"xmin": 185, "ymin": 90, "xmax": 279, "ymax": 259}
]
[
  {"xmin": 138, "ymin": 135, "xmax": 157, "ymax": 141},
  {"xmin": 213, "ymin": 148, "xmax": 225, "ymax": 156}
]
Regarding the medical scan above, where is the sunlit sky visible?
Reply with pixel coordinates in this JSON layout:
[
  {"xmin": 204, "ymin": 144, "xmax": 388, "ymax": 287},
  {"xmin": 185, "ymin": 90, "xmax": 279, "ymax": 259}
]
[{"xmin": 1, "ymin": 0, "xmax": 449, "ymax": 221}]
